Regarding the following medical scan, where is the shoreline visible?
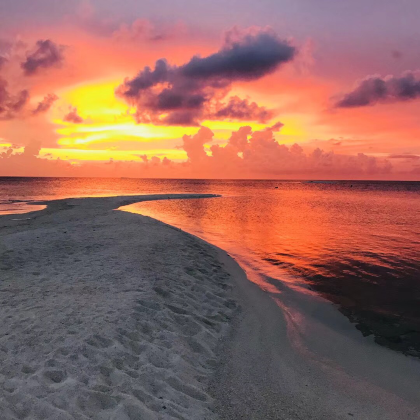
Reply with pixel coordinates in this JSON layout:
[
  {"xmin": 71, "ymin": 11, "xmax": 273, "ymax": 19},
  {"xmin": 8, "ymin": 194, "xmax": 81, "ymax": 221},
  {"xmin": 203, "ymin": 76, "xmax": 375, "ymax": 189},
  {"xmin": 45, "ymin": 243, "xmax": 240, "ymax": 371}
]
[
  {"xmin": 1, "ymin": 194, "xmax": 419, "ymax": 419},
  {"xmin": 209, "ymin": 251, "xmax": 420, "ymax": 419}
]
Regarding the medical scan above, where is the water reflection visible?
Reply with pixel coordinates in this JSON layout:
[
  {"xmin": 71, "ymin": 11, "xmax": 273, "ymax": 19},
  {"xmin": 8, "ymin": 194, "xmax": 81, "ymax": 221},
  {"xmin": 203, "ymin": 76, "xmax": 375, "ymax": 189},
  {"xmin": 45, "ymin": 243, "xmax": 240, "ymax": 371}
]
[
  {"xmin": 0, "ymin": 200, "xmax": 46, "ymax": 215},
  {"xmin": 122, "ymin": 181, "xmax": 420, "ymax": 356}
]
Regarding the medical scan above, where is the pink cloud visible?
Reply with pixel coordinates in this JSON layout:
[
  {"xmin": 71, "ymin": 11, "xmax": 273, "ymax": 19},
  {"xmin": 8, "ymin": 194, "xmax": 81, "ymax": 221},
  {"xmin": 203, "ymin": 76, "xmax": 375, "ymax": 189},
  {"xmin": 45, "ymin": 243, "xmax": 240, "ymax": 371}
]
[
  {"xmin": 0, "ymin": 125, "xmax": 404, "ymax": 179},
  {"xmin": 32, "ymin": 93, "xmax": 58, "ymax": 114},
  {"xmin": 63, "ymin": 107, "xmax": 83, "ymax": 123},
  {"xmin": 0, "ymin": 78, "xmax": 29, "ymax": 120}
]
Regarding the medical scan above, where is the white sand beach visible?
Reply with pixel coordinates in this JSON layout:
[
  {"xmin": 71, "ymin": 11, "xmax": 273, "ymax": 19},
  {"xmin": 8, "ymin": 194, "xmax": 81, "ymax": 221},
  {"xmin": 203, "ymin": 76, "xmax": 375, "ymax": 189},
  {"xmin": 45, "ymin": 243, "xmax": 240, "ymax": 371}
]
[
  {"xmin": 1, "ymin": 194, "xmax": 420, "ymax": 420},
  {"xmin": 0, "ymin": 194, "xmax": 237, "ymax": 420}
]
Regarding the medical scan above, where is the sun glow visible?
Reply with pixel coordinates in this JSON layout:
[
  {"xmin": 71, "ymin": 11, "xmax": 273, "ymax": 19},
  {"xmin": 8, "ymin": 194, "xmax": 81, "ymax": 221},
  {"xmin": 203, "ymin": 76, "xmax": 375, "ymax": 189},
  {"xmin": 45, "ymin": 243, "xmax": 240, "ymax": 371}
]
[
  {"xmin": 40, "ymin": 147, "xmax": 186, "ymax": 162},
  {"xmin": 47, "ymin": 79, "xmax": 200, "ymax": 160},
  {"xmin": 34, "ymin": 76, "xmax": 319, "ymax": 164}
]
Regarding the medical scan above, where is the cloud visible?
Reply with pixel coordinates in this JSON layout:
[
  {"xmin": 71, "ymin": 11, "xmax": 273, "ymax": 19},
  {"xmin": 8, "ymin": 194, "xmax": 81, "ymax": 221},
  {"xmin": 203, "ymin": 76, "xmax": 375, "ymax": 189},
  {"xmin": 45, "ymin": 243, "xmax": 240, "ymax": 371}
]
[
  {"xmin": 116, "ymin": 27, "xmax": 296, "ymax": 126},
  {"xmin": 180, "ymin": 27, "xmax": 295, "ymax": 81},
  {"xmin": 181, "ymin": 126, "xmax": 214, "ymax": 162},
  {"xmin": 73, "ymin": 1, "xmax": 183, "ymax": 41},
  {"xmin": 113, "ymin": 19, "xmax": 158, "ymax": 42},
  {"xmin": 74, "ymin": 0, "xmax": 120, "ymax": 37},
  {"xmin": 180, "ymin": 125, "xmax": 393, "ymax": 178},
  {"xmin": 113, "ymin": 19, "xmax": 185, "ymax": 43},
  {"xmin": 22, "ymin": 140, "xmax": 42, "ymax": 157},
  {"xmin": 213, "ymin": 96, "xmax": 274, "ymax": 123},
  {"xmin": 6, "ymin": 90, "xmax": 29, "ymax": 114},
  {"xmin": 267, "ymin": 121, "xmax": 284, "ymax": 132},
  {"xmin": 0, "ymin": 125, "xmax": 394, "ymax": 179},
  {"xmin": 0, "ymin": 123, "xmax": 403, "ymax": 179},
  {"xmin": 0, "ymin": 78, "xmax": 57, "ymax": 119},
  {"xmin": 0, "ymin": 38, "xmax": 27, "ymax": 70},
  {"xmin": 0, "ymin": 77, "xmax": 29, "ymax": 120},
  {"xmin": 32, "ymin": 93, "xmax": 58, "ymax": 115},
  {"xmin": 335, "ymin": 70, "xmax": 420, "ymax": 108},
  {"xmin": 0, "ymin": 142, "xmax": 74, "ymax": 177},
  {"xmin": 21, "ymin": 40, "xmax": 65, "ymax": 76},
  {"xmin": 64, "ymin": 107, "xmax": 83, "ymax": 123}
]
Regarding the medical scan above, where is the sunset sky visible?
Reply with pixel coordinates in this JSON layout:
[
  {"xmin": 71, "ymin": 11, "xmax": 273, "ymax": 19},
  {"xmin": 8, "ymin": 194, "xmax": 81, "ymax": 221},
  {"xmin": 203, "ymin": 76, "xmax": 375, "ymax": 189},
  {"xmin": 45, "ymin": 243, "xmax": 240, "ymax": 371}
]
[{"xmin": 1, "ymin": 0, "xmax": 419, "ymax": 179}]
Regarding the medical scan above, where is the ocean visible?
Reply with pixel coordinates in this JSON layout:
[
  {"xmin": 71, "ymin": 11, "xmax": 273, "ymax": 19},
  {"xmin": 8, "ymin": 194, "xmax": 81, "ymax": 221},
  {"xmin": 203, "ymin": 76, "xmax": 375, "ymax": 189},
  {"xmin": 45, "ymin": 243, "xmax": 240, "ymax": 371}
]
[{"xmin": 1, "ymin": 177, "xmax": 420, "ymax": 355}]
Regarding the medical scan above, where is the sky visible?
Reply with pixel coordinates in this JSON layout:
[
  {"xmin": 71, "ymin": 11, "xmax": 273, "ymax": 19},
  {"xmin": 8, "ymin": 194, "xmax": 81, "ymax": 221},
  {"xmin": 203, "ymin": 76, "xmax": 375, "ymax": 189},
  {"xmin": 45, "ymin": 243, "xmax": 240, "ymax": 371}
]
[{"xmin": 0, "ymin": 0, "xmax": 419, "ymax": 179}]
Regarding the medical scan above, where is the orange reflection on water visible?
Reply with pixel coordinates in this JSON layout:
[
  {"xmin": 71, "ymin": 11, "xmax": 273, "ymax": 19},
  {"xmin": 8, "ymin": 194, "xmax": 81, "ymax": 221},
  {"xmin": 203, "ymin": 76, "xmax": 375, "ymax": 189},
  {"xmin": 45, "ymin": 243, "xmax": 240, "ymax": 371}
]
[
  {"xmin": 120, "ymin": 181, "xmax": 420, "ymax": 323},
  {"xmin": 122, "ymin": 184, "xmax": 338, "ymax": 286}
]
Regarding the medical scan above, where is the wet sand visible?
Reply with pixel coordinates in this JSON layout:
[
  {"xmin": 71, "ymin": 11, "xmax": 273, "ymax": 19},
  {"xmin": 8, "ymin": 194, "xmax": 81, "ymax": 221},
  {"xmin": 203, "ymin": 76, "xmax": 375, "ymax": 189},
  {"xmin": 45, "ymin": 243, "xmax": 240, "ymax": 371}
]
[
  {"xmin": 210, "ymin": 256, "xmax": 420, "ymax": 419},
  {"xmin": 310, "ymin": 271, "xmax": 420, "ymax": 359}
]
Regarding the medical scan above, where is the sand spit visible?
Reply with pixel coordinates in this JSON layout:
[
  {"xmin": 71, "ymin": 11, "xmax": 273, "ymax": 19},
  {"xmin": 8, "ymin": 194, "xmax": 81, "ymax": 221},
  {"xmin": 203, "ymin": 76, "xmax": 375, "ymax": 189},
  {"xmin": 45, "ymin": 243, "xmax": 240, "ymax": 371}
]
[
  {"xmin": 2, "ymin": 193, "xmax": 420, "ymax": 420},
  {"xmin": 0, "ymin": 194, "xmax": 238, "ymax": 420}
]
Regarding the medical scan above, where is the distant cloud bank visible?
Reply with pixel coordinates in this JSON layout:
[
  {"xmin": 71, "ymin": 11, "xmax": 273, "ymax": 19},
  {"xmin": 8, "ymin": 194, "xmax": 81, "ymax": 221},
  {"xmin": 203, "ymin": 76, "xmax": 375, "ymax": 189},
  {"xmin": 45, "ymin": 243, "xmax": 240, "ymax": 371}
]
[{"xmin": 0, "ymin": 125, "xmax": 398, "ymax": 179}]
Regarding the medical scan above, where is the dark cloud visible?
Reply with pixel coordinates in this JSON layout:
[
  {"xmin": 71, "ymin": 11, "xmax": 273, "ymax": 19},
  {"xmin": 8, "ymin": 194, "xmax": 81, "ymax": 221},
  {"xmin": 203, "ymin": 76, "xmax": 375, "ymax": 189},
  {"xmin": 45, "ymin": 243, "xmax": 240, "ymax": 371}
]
[
  {"xmin": 335, "ymin": 71, "xmax": 420, "ymax": 108},
  {"xmin": 21, "ymin": 40, "xmax": 65, "ymax": 76},
  {"xmin": 117, "ymin": 27, "xmax": 296, "ymax": 126},
  {"xmin": 0, "ymin": 77, "xmax": 29, "ymax": 120},
  {"xmin": 180, "ymin": 29, "xmax": 295, "ymax": 81},
  {"xmin": 64, "ymin": 107, "xmax": 83, "ymax": 123},
  {"xmin": 10, "ymin": 90, "xmax": 30, "ymax": 113},
  {"xmin": 32, "ymin": 93, "xmax": 58, "ymax": 115},
  {"xmin": 121, "ymin": 59, "xmax": 170, "ymax": 98},
  {"xmin": 162, "ymin": 110, "xmax": 199, "ymax": 126},
  {"xmin": 213, "ymin": 96, "xmax": 274, "ymax": 123}
]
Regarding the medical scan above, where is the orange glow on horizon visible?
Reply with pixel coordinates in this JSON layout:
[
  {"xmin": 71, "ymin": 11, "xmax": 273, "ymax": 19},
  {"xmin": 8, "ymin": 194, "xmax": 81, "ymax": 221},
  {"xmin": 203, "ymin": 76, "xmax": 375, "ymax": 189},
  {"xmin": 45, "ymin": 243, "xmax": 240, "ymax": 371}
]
[
  {"xmin": 41, "ymin": 78, "xmax": 308, "ymax": 163},
  {"xmin": 39, "ymin": 147, "xmax": 187, "ymax": 162}
]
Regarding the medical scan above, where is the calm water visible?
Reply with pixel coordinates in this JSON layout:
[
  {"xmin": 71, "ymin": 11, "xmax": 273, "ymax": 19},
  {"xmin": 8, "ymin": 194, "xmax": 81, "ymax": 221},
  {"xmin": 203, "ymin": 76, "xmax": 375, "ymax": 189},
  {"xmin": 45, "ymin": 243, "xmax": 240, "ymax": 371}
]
[{"xmin": 1, "ymin": 177, "xmax": 420, "ymax": 354}]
